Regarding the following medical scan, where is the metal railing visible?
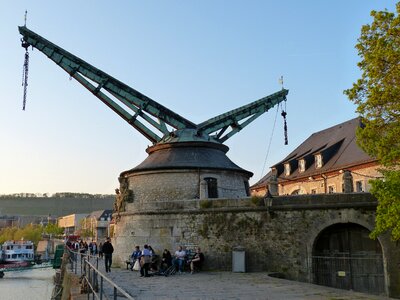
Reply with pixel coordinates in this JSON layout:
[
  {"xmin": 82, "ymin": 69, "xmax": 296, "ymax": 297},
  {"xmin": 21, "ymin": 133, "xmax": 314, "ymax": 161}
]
[{"xmin": 67, "ymin": 248, "xmax": 134, "ymax": 299}]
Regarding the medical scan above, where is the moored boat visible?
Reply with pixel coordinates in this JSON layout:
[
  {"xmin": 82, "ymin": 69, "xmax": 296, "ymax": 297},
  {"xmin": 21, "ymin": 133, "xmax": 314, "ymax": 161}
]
[{"xmin": 1, "ymin": 240, "xmax": 35, "ymax": 263}]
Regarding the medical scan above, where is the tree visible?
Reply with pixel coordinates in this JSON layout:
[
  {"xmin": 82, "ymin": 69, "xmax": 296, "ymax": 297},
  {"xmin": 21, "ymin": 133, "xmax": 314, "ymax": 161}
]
[
  {"xmin": 344, "ymin": 3, "xmax": 400, "ymax": 240},
  {"xmin": 79, "ymin": 218, "xmax": 94, "ymax": 239},
  {"xmin": 44, "ymin": 223, "xmax": 64, "ymax": 236}
]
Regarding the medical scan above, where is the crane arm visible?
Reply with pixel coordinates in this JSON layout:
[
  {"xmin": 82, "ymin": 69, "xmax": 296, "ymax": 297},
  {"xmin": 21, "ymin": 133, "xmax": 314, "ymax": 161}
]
[
  {"xmin": 18, "ymin": 26, "xmax": 196, "ymax": 144},
  {"xmin": 196, "ymin": 89, "xmax": 288, "ymax": 143}
]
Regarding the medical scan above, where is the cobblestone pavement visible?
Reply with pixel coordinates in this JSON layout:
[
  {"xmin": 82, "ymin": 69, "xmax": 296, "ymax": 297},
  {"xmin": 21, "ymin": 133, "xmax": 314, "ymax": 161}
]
[{"xmin": 94, "ymin": 263, "xmax": 393, "ymax": 300}]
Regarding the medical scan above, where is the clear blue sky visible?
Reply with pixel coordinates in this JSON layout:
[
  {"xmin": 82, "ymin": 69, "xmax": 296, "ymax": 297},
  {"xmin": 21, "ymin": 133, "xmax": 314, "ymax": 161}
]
[{"xmin": 0, "ymin": 1, "xmax": 396, "ymax": 195}]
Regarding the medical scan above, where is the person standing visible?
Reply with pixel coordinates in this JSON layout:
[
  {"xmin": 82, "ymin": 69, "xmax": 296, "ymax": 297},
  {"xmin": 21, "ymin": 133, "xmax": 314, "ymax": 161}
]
[
  {"xmin": 140, "ymin": 244, "xmax": 151, "ymax": 277},
  {"xmin": 98, "ymin": 242, "xmax": 103, "ymax": 258},
  {"xmin": 102, "ymin": 237, "xmax": 114, "ymax": 273}
]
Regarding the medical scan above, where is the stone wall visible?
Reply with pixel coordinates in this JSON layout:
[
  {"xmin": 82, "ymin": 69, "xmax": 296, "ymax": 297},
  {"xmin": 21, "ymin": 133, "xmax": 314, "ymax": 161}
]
[
  {"xmin": 112, "ymin": 193, "xmax": 400, "ymax": 298},
  {"xmin": 126, "ymin": 168, "xmax": 249, "ymax": 203}
]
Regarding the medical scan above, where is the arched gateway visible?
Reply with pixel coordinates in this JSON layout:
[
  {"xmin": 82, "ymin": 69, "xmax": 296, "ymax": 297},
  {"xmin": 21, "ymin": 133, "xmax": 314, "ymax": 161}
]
[{"xmin": 312, "ymin": 223, "xmax": 384, "ymax": 295}]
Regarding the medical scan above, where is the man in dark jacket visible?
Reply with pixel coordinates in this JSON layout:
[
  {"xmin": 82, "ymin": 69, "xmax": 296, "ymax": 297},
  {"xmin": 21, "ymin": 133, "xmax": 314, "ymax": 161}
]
[{"xmin": 102, "ymin": 237, "xmax": 114, "ymax": 272}]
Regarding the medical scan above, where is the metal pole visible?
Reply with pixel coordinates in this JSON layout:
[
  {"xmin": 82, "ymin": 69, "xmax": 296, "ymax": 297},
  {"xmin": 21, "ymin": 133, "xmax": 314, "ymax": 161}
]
[
  {"xmin": 347, "ymin": 228, "xmax": 354, "ymax": 290},
  {"xmin": 75, "ymin": 252, "xmax": 77, "ymax": 274},
  {"xmin": 114, "ymin": 287, "xmax": 117, "ymax": 300},
  {"xmin": 100, "ymin": 277, "xmax": 103, "ymax": 300}
]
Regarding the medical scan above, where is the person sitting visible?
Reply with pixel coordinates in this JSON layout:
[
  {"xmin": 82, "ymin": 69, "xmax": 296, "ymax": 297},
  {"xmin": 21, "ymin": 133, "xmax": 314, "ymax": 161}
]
[
  {"xmin": 130, "ymin": 246, "xmax": 141, "ymax": 271},
  {"xmin": 148, "ymin": 245, "xmax": 158, "ymax": 271},
  {"xmin": 188, "ymin": 247, "xmax": 204, "ymax": 274},
  {"xmin": 173, "ymin": 246, "xmax": 186, "ymax": 274},
  {"xmin": 160, "ymin": 249, "xmax": 172, "ymax": 272}
]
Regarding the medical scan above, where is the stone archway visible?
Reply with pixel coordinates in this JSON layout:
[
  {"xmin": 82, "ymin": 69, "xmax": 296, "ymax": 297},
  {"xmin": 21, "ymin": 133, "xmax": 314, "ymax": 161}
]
[{"xmin": 312, "ymin": 223, "xmax": 385, "ymax": 295}]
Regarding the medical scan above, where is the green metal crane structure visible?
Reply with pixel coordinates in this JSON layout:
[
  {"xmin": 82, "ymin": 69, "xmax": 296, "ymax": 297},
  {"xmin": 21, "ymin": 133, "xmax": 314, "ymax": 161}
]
[{"xmin": 18, "ymin": 26, "xmax": 288, "ymax": 146}]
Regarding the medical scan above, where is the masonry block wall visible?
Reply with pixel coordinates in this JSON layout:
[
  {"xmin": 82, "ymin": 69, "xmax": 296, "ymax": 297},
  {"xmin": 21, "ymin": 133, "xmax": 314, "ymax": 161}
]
[
  {"xmin": 126, "ymin": 168, "xmax": 250, "ymax": 202},
  {"xmin": 113, "ymin": 193, "xmax": 400, "ymax": 298}
]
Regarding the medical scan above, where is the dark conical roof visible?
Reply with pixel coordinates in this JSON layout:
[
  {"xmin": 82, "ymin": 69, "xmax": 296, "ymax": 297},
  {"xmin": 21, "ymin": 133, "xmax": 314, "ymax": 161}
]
[{"xmin": 121, "ymin": 141, "xmax": 253, "ymax": 177}]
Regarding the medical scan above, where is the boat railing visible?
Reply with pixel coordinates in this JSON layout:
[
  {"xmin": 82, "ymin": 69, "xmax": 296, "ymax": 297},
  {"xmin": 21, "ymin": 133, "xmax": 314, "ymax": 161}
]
[{"xmin": 66, "ymin": 248, "xmax": 134, "ymax": 299}]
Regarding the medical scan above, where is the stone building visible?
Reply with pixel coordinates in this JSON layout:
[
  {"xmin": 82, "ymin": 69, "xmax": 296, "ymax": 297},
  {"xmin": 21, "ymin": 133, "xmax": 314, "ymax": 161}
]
[
  {"xmin": 251, "ymin": 118, "xmax": 382, "ymax": 197},
  {"xmin": 82, "ymin": 210, "xmax": 113, "ymax": 241},
  {"xmin": 58, "ymin": 214, "xmax": 88, "ymax": 236}
]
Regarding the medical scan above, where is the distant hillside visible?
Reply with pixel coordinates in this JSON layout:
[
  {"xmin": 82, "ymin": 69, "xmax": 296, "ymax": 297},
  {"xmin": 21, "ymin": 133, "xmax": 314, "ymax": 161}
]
[
  {"xmin": 0, "ymin": 194, "xmax": 115, "ymax": 217},
  {"xmin": 0, "ymin": 192, "xmax": 114, "ymax": 198}
]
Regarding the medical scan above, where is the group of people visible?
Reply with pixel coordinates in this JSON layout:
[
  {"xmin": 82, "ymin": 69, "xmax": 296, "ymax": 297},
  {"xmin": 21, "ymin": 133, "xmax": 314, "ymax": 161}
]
[
  {"xmin": 66, "ymin": 239, "xmax": 104, "ymax": 257},
  {"xmin": 67, "ymin": 238, "xmax": 205, "ymax": 276},
  {"xmin": 66, "ymin": 237, "xmax": 114, "ymax": 273},
  {"xmin": 130, "ymin": 244, "xmax": 205, "ymax": 277}
]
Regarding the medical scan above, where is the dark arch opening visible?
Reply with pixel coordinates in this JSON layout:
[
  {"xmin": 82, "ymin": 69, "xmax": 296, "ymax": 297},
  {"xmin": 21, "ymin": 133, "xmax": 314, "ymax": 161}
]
[{"xmin": 312, "ymin": 223, "xmax": 384, "ymax": 295}]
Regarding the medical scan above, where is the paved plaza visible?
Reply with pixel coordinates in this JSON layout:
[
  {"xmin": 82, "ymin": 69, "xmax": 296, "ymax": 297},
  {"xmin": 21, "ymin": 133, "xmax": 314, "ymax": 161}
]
[{"xmin": 96, "ymin": 264, "xmax": 393, "ymax": 300}]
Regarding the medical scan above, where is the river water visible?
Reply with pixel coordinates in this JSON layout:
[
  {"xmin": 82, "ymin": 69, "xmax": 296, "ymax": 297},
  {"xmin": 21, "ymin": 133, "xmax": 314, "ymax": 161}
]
[{"xmin": 0, "ymin": 268, "xmax": 55, "ymax": 300}]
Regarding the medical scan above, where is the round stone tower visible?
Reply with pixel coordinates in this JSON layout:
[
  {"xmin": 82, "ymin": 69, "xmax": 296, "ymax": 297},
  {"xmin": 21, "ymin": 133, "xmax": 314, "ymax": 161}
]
[
  {"xmin": 122, "ymin": 141, "xmax": 252, "ymax": 202},
  {"xmin": 112, "ymin": 136, "xmax": 253, "ymax": 264}
]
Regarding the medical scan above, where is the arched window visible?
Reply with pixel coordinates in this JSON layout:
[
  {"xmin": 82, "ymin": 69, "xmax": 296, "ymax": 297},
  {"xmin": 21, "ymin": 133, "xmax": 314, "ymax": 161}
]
[{"xmin": 204, "ymin": 177, "xmax": 218, "ymax": 198}]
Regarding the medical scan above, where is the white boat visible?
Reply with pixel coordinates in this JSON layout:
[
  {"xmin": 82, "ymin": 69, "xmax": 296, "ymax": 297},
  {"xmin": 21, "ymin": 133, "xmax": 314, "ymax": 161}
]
[{"xmin": 1, "ymin": 240, "xmax": 35, "ymax": 263}]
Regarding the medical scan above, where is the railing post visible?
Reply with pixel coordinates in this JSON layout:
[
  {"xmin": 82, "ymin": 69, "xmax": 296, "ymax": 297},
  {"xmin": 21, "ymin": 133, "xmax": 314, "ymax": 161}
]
[
  {"xmin": 100, "ymin": 276, "xmax": 103, "ymax": 300},
  {"xmin": 77, "ymin": 256, "xmax": 133, "ymax": 300}
]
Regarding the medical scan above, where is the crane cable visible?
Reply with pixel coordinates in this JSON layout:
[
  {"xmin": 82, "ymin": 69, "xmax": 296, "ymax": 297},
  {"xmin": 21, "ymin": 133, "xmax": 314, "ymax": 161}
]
[
  {"xmin": 260, "ymin": 101, "xmax": 289, "ymax": 180},
  {"xmin": 260, "ymin": 104, "xmax": 280, "ymax": 180}
]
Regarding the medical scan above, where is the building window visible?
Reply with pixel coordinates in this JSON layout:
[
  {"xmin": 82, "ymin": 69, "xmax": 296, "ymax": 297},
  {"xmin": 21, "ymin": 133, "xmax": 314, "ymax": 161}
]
[
  {"xmin": 355, "ymin": 181, "xmax": 363, "ymax": 192},
  {"xmin": 243, "ymin": 180, "xmax": 250, "ymax": 196},
  {"xmin": 299, "ymin": 159, "xmax": 305, "ymax": 173},
  {"xmin": 315, "ymin": 154, "xmax": 323, "ymax": 169},
  {"xmin": 328, "ymin": 185, "xmax": 335, "ymax": 194},
  {"xmin": 204, "ymin": 177, "xmax": 218, "ymax": 198},
  {"xmin": 311, "ymin": 189, "xmax": 317, "ymax": 194},
  {"xmin": 284, "ymin": 163, "xmax": 291, "ymax": 176}
]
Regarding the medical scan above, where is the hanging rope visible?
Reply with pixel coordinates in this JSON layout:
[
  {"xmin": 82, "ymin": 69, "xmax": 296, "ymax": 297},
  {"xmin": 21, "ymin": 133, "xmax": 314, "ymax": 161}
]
[
  {"xmin": 21, "ymin": 40, "xmax": 30, "ymax": 110},
  {"xmin": 260, "ymin": 105, "xmax": 280, "ymax": 180}
]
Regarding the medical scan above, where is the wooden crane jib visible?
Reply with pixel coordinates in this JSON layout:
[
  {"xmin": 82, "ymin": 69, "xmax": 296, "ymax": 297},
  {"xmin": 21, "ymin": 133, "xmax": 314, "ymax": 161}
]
[{"xmin": 19, "ymin": 26, "xmax": 288, "ymax": 145}]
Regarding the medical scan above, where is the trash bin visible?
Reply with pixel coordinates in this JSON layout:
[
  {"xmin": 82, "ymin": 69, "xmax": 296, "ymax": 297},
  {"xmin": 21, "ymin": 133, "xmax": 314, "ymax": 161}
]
[{"xmin": 232, "ymin": 246, "xmax": 245, "ymax": 272}]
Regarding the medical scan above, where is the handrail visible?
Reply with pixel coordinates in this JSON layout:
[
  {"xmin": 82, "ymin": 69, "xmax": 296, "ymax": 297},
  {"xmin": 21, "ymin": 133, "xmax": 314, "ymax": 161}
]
[
  {"xmin": 66, "ymin": 248, "xmax": 134, "ymax": 299},
  {"xmin": 83, "ymin": 259, "xmax": 134, "ymax": 299}
]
